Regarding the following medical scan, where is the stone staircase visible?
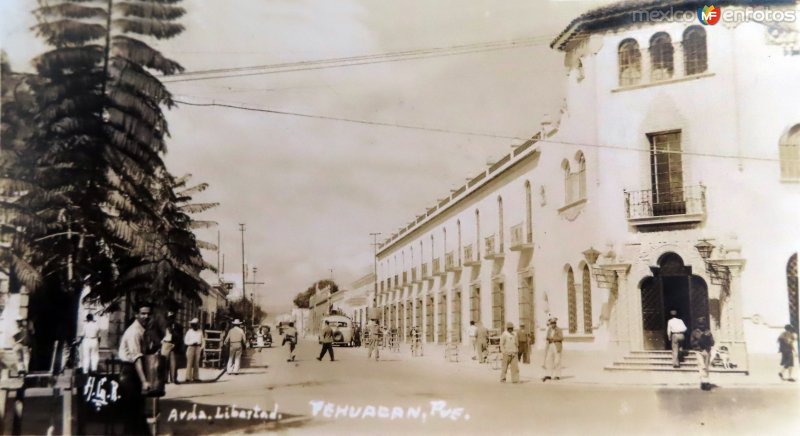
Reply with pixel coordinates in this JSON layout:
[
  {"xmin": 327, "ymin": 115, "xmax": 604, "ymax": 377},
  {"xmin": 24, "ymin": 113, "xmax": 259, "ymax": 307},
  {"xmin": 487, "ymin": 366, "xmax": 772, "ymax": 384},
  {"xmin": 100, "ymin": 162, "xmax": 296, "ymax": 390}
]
[{"xmin": 605, "ymin": 350, "xmax": 749, "ymax": 374}]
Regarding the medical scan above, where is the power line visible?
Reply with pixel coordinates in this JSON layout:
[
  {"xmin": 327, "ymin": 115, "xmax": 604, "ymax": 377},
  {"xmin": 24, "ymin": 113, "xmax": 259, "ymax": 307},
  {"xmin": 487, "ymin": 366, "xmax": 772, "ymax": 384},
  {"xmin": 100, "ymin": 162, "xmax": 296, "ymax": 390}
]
[
  {"xmin": 172, "ymin": 96, "xmax": 781, "ymax": 164},
  {"xmin": 161, "ymin": 36, "xmax": 553, "ymax": 83},
  {"xmin": 173, "ymin": 98, "xmax": 520, "ymax": 140},
  {"xmin": 163, "ymin": 35, "xmax": 552, "ymax": 78}
]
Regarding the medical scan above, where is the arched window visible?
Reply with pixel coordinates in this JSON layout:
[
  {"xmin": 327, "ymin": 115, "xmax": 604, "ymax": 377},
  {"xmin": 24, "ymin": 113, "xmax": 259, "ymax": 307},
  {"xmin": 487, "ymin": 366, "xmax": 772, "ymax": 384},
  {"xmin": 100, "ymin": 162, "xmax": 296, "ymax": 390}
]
[
  {"xmin": 456, "ymin": 219, "xmax": 462, "ymax": 264},
  {"xmin": 683, "ymin": 26, "xmax": 707, "ymax": 76},
  {"xmin": 582, "ymin": 265, "xmax": 592, "ymax": 334},
  {"xmin": 524, "ymin": 181, "xmax": 532, "ymax": 243},
  {"xmin": 562, "ymin": 160, "xmax": 572, "ymax": 204},
  {"xmin": 567, "ymin": 266, "xmax": 577, "ymax": 334},
  {"xmin": 577, "ymin": 152, "xmax": 587, "ymax": 200},
  {"xmin": 780, "ymin": 124, "xmax": 800, "ymax": 181},
  {"xmin": 618, "ymin": 38, "xmax": 642, "ymax": 86},
  {"xmin": 788, "ymin": 253, "xmax": 798, "ymax": 335},
  {"xmin": 475, "ymin": 209, "xmax": 481, "ymax": 257},
  {"xmin": 497, "ymin": 196, "xmax": 504, "ymax": 251},
  {"xmin": 650, "ymin": 32, "xmax": 674, "ymax": 81}
]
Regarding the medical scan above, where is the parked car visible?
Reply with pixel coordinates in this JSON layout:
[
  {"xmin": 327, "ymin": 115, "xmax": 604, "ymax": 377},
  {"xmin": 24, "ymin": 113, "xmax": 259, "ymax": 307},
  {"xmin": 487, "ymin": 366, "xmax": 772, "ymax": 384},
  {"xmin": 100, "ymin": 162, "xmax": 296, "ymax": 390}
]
[
  {"xmin": 249, "ymin": 325, "xmax": 272, "ymax": 349},
  {"xmin": 320, "ymin": 315, "xmax": 355, "ymax": 346}
]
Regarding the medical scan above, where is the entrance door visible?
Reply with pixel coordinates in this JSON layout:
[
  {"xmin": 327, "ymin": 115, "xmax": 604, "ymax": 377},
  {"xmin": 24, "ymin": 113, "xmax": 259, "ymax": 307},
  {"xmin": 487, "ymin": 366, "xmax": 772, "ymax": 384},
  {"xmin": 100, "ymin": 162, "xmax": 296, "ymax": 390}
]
[
  {"xmin": 426, "ymin": 297, "xmax": 434, "ymax": 342},
  {"xmin": 452, "ymin": 290, "xmax": 462, "ymax": 343},
  {"xmin": 641, "ymin": 253, "xmax": 709, "ymax": 350},
  {"xmin": 519, "ymin": 276, "xmax": 535, "ymax": 344}
]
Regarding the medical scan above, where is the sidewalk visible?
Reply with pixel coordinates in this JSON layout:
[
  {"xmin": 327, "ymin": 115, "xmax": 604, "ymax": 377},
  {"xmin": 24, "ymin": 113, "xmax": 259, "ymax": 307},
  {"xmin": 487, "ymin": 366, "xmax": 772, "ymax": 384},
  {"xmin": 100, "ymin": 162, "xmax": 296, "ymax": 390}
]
[{"xmin": 368, "ymin": 341, "xmax": 799, "ymax": 389}]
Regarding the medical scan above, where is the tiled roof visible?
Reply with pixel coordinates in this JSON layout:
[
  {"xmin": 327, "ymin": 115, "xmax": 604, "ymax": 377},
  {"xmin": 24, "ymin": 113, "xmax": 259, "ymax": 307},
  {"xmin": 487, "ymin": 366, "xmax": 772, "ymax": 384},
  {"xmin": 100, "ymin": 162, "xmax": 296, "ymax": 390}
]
[{"xmin": 551, "ymin": 0, "xmax": 797, "ymax": 50}]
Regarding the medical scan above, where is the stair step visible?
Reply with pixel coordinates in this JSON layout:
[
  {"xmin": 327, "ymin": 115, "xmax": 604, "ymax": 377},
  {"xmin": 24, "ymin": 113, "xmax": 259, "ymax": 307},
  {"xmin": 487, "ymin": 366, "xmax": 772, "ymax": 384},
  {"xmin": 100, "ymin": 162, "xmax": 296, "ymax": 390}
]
[
  {"xmin": 623, "ymin": 356, "xmax": 697, "ymax": 362},
  {"xmin": 613, "ymin": 361, "xmax": 698, "ymax": 367},
  {"xmin": 605, "ymin": 365, "xmax": 699, "ymax": 372},
  {"xmin": 605, "ymin": 366, "xmax": 748, "ymax": 374}
]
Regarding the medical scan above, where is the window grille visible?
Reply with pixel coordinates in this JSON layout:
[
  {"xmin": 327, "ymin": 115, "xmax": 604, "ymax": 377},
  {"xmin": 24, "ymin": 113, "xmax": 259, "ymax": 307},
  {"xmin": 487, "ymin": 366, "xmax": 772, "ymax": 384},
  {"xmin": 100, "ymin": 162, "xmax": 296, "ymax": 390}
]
[
  {"xmin": 683, "ymin": 26, "xmax": 708, "ymax": 76},
  {"xmin": 619, "ymin": 39, "xmax": 642, "ymax": 86},
  {"xmin": 650, "ymin": 32, "xmax": 674, "ymax": 81}
]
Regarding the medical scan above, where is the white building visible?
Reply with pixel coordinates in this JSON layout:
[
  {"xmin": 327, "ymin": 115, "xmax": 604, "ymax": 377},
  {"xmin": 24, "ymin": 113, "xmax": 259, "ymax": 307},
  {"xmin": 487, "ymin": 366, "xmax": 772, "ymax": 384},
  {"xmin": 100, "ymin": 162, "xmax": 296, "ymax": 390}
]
[{"xmin": 374, "ymin": 0, "xmax": 800, "ymax": 369}]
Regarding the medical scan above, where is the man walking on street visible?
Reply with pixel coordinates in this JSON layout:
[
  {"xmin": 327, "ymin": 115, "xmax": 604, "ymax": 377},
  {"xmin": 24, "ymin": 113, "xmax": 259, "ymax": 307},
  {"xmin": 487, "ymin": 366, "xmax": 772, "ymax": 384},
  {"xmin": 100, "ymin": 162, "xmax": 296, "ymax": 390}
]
[
  {"xmin": 317, "ymin": 320, "xmax": 335, "ymax": 361},
  {"xmin": 162, "ymin": 310, "xmax": 183, "ymax": 384},
  {"xmin": 224, "ymin": 319, "xmax": 246, "ymax": 375},
  {"xmin": 368, "ymin": 319, "xmax": 381, "ymax": 360},
  {"xmin": 284, "ymin": 322, "xmax": 298, "ymax": 362},
  {"xmin": 690, "ymin": 316, "xmax": 715, "ymax": 391},
  {"xmin": 81, "ymin": 314, "xmax": 101, "ymax": 374},
  {"xmin": 778, "ymin": 324, "xmax": 797, "ymax": 382},
  {"xmin": 13, "ymin": 318, "xmax": 32, "ymax": 376},
  {"xmin": 667, "ymin": 310, "xmax": 688, "ymax": 368},
  {"xmin": 476, "ymin": 321, "xmax": 489, "ymax": 363},
  {"xmin": 542, "ymin": 317, "xmax": 563, "ymax": 382},
  {"xmin": 468, "ymin": 320, "xmax": 478, "ymax": 360},
  {"xmin": 500, "ymin": 322, "xmax": 519, "ymax": 383},
  {"xmin": 517, "ymin": 323, "xmax": 531, "ymax": 364},
  {"xmin": 183, "ymin": 318, "xmax": 203, "ymax": 382}
]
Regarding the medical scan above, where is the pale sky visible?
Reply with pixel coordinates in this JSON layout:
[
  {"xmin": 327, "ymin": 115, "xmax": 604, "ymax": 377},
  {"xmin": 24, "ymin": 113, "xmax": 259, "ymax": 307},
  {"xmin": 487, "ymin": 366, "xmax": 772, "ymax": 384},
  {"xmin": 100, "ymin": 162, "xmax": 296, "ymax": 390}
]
[{"xmin": 1, "ymin": 0, "xmax": 615, "ymax": 314}]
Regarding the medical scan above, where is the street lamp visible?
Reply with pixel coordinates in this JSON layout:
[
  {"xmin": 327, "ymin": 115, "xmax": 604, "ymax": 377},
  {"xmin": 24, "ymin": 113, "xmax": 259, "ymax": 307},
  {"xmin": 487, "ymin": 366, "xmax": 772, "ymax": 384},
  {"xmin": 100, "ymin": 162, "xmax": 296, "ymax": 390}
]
[{"xmin": 694, "ymin": 239, "xmax": 731, "ymax": 288}]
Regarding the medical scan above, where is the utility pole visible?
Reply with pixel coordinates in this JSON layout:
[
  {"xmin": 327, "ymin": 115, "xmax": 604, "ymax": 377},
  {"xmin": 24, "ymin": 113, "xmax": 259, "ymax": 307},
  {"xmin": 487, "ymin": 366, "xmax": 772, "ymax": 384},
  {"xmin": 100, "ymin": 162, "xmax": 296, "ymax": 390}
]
[
  {"xmin": 245, "ymin": 266, "xmax": 265, "ymax": 326},
  {"xmin": 239, "ymin": 223, "xmax": 246, "ymax": 304},
  {"xmin": 369, "ymin": 232, "xmax": 381, "ymax": 308}
]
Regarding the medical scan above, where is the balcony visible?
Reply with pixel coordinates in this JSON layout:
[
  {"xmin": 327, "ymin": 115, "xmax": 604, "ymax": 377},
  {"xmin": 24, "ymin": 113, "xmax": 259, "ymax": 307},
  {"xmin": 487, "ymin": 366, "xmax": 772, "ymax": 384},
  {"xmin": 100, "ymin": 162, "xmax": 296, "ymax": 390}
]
[
  {"xmin": 445, "ymin": 251, "xmax": 461, "ymax": 272},
  {"xmin": 463, "ymin": 244, "xmax": 480, "ymax": 267},
  {"xmin": 624, "ymin": 185, "xmax": 706, "ymax": 227},
  {"xmin": 509, "ymin": 223, "xmax": 533, "ymax": 251},
  {"xmin": 421, "ymin": 263, "xmax": 431, "ymax": 280},
  {"xmin": 484, "ymin": 234, "xmax": 504, "ymax": 260},
  {"xmin": 393, "ymin": 274, "xmax": 400, "ymax": 290},
  {"xmin": 432, "ymin": 258, "xmax": 445, "ymax": 276},
  {"xmin": 402, "ymin": 271, "xmax": 408, "ymax": 287},
  {"xmin": 411, "ymin": 267, "xmax": 419, "ymax": 284}
]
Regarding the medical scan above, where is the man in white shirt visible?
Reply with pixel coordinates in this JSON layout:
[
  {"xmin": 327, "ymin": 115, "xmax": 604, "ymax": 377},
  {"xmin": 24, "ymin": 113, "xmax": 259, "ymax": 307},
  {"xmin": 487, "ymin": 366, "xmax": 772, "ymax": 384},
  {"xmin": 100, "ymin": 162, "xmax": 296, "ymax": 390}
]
[
  {"xmin": 666, "ymin": 310, "xmax": 688, "ymax": 368},
  {"xmin": 184, "ymin": 318, "xmax": 204, "ymax": 382},
  {"xmin": 467, "ymin": 321, "xmax": 478, "ymax": 360},
  {"xmin": 499, "ymin": 322, "xmax": 519, "ymax": 383},
  {"xmin": 81, "ymin": 314, "xmax": 101, "ymax": 373}
]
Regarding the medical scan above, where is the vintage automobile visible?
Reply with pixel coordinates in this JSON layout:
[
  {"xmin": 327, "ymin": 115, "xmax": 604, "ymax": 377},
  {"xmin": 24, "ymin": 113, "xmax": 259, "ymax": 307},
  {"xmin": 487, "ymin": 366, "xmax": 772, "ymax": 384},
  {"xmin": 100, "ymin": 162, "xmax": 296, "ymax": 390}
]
[
  {"xmin": 249, "ymin": 325, "xmax": 272, "ymax": 349},
  {"xmin": 320, "ymin": 315, "xmax": 355, "ymax": 346}
]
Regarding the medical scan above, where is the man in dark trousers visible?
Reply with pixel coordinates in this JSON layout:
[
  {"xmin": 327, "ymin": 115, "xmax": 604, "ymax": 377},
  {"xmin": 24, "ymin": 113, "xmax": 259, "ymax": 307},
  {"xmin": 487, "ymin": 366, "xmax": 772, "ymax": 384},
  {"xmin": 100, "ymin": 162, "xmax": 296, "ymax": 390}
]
[
  {"xmin": 284, "ymin": 322, "xmax": 298, "ymax": 362},
  {"xmin": 317, "ymin": 320, "xmax": 335, "ymax": 361},
  {"xmin": 690, "ymin": 316, "xmax": 715, "ymax": 391}
]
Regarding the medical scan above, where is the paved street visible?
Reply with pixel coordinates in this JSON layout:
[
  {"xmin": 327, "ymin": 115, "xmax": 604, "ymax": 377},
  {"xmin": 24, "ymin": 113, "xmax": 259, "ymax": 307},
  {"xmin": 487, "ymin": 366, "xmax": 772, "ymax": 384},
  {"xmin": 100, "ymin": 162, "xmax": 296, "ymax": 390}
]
[{"xmin": 160, "ymin": 339, "xmax": 800, "ymax": 435}]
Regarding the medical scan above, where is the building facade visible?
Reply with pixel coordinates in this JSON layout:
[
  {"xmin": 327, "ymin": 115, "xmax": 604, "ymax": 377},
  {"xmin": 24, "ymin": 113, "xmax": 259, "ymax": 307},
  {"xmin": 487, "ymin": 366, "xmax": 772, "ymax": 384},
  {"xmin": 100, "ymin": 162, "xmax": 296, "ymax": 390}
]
[{"xmin": 375, "ymin": 0, "xmax": 800, "ymax": 368}]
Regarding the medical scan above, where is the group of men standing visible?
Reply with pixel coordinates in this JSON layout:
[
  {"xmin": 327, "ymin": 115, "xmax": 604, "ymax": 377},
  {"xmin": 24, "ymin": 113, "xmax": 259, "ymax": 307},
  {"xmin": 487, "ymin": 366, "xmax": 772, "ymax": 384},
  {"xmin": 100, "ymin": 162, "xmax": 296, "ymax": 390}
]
[{"xmin": 467, "ymin": 317, "xmax": 564, "ymax": 384}]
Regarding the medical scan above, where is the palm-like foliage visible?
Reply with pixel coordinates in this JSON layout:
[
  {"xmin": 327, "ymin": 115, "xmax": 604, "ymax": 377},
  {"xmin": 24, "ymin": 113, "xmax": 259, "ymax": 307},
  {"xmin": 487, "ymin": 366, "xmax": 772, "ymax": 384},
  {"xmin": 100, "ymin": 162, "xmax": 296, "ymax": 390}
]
[{"xmin": 3, "ymin": 1, "xmax": 213, "ymax": 345}]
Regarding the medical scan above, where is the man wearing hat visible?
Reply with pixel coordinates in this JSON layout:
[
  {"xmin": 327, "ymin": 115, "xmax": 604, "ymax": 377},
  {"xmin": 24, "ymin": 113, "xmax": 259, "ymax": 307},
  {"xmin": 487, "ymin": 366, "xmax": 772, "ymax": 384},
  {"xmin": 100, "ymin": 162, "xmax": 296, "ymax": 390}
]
[
  {"xmin": 666, "ymin": 309, "xmax": 688, "ymax": 368},
  {"xmin": 224, "ymin": 319, "xmax": 247, "ymax": 375},
  {"xmin": 499, "ymin": 322, "xmax": 519, "ymax": 383},
  {"xmin": 162, "ymin": 310, "xmax": 184, "ymax": 384},
  {"xmin": 542, "ymin": 317, "xmax": 564, "ymax": 382},
  {"xmin": 13, "ymin": 317, "xmax": 32, "ymax": 376},
  {"xmin": 183, "ymin": 318, "xmax": 204, "ymax": 382},
  {"xmin": 690, "ymin": 316, "xmax": 715, "ymax": 390}
]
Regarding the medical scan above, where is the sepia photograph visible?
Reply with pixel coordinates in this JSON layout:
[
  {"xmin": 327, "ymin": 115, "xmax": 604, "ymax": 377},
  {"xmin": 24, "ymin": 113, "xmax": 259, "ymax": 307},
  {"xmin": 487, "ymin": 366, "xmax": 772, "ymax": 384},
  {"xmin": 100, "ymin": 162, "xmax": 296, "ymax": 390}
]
[{"xmin": 1, "ymin": 0, "xmax": 799, "ymax": 434}]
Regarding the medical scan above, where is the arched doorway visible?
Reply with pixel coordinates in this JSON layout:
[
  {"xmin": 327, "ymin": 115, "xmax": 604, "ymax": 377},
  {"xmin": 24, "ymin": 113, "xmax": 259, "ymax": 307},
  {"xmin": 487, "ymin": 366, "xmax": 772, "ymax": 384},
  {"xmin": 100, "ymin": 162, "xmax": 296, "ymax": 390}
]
[{"xmin": 640, "ymin": 253, "xmax": 709, "ymax": 350}]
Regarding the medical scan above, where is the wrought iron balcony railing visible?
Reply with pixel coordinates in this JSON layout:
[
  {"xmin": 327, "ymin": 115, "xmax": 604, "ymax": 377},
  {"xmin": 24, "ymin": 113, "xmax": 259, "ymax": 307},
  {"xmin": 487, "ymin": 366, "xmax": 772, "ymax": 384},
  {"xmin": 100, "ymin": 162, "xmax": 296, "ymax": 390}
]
[
  {"xmin": 445, "ymin": 251, "xmax": 461, "ymax": 271},
  {"xmin": 484, "ymin": 234, "xmax": 503, "ymax": 260},
  {"xmin": 624, "ymin": 184, "xmax": 706, "ymax": 226}
]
